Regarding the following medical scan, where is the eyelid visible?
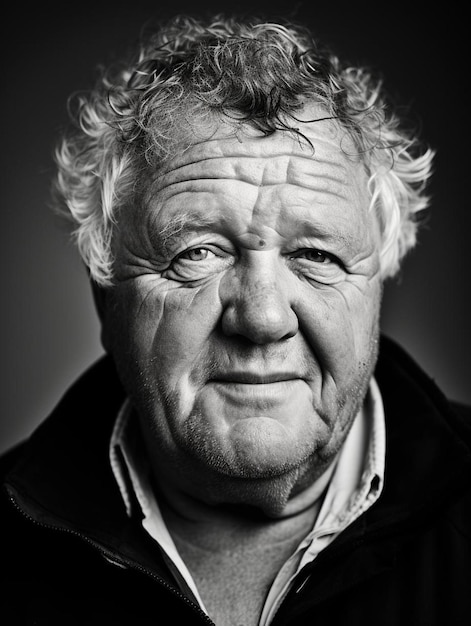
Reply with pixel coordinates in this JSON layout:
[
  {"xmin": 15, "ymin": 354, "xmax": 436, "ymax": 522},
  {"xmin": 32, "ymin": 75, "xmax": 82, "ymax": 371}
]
[
  {"xmin": 162, "ymin": 242, "xmax": 235, "ymax": 283},
  {"xmin": 288, "ymin": 247, "xmax": 343, "ymax": 266},
  {"xmin": 175, "ymin": 243, "xmax": 233, "ymax": 262},
  {"xmin": 177, "ymin": 246, "xmax": 216, "ymax": 260}
]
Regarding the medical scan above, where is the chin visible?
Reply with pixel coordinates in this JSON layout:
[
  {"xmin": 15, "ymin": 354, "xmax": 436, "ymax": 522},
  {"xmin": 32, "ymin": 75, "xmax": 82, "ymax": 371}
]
[{"xmin": 180, "ymin": 408, "xmax": 326, "ymax": 479}]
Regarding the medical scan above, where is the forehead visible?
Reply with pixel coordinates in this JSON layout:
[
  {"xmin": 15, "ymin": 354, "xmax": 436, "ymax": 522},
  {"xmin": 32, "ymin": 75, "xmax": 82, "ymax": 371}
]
[
  {"xmin": 138, "ymin": 111, "xmax": 373, "ymax": 247},
  {"xmin": 153, "ymin": 111, "xmax": 365, "ymax": 187}
]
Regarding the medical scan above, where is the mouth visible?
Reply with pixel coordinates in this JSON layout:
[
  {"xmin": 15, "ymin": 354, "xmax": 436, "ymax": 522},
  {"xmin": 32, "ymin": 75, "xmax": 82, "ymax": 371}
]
[
  {"xmin": 206, "ymin": 375, "xmax": 306, "ymax": 409},
  {"xmin": 210, "ymin": 372, "xmax": 302, "ymax": 385}
]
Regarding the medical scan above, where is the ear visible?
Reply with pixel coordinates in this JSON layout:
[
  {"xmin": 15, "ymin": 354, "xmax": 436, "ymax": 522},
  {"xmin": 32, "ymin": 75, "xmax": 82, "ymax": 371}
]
[{"xmin": 90, "ymin": 280, "xmax": 112, "ymax": 353}]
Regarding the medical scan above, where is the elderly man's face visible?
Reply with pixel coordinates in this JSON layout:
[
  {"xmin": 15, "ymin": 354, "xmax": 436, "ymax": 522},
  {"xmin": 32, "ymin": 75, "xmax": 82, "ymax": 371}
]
[{"xmin": 103, "ymin": 110, "xmax": 382, "ymax": 514}]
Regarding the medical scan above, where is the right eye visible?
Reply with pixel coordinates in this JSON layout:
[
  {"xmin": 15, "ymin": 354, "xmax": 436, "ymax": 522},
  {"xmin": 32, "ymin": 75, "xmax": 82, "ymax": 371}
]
[
  {"xmin": 162, "ymin": 245, "xmax": 234, "ymax": 282},
  {"xmin": 177, "ymin": 247, "xmax": 216, "ymax": 262}
]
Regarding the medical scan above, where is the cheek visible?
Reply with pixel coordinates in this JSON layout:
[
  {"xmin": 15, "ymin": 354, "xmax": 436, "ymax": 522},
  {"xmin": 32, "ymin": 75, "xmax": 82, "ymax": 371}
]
[
  {"xmin": 353, "ymin": 278, "xmax": 382, "ymax": 347},
  {"xmin": 110, "ymin": 278, "xmax": 224, "ymax": 383},
  {"xmin": 295, "ymin": 277, "xmax": 381, "ymax": 379},
  {"xmin": 107, "ymin": 280, "xmax": 165, "ymax": 358}
]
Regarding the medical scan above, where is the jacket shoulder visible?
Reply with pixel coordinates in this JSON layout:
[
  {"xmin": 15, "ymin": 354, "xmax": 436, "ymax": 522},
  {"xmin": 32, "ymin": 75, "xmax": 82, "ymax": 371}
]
[
  {"xmin": 450, "ymin": 400, "xmax": 471, "ymax": 423},
  {"xmin": 0, "ymin": 442, "xmax": 27, "ymax": 480}
]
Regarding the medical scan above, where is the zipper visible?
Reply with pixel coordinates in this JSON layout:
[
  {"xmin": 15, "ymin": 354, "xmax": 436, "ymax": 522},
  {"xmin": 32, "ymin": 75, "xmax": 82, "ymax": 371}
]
[{"xmin": 8, "ymin": 492, "xmax": 215, "ymax": 625}]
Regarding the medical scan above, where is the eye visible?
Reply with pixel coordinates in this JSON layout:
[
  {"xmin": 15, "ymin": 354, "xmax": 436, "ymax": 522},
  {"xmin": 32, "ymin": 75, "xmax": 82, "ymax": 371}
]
[
  {"xmin": 162, "ymin": 245, "xmax": 234, "ymax": 282},
  {"xmin": 178, "ymin": 247, "xmax": 215, "ymax": 262},
  {"xmin": 287, "ymin": 247, "xmax": 345, "ymax": 284},
  {"xmin": 289, "ymin": 249, "xmax": 337, "ymax": 264}
]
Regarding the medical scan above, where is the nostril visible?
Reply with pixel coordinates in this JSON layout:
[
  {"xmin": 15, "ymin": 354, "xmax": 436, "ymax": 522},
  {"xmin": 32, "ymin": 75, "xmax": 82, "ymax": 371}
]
[{"xmin": 221, "ymin": 299, "xmax": 298, "ymax": 343}]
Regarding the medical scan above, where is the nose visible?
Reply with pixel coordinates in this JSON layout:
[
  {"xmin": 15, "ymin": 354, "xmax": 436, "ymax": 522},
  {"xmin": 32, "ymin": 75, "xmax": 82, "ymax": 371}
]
[{"xmin": 221, "ymin": 256, "xmax": 298, "ymax": 344}]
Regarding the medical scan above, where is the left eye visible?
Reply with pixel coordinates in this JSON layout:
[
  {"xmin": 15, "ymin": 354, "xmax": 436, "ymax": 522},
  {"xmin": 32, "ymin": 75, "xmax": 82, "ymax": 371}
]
[{"xmin": 289, "ymin": 249, "xmax": 335, "ymax": 264}]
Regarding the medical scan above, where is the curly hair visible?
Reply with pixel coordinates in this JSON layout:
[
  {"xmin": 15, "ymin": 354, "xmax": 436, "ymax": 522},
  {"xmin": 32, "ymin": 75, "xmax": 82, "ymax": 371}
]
[{"xmin": 52, "ymin": 14, "xmax": 434, "ymax": 285}]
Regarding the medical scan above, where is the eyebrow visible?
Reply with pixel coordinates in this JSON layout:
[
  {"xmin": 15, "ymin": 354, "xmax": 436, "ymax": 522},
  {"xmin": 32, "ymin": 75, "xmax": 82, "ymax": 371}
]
[
  {"xmin": 150, "ymin": 209, "xmax": 221, "ymax": 253},
  {"xmin": 149, "ymin": 205, "xmax": 353, "ymax": 259}
]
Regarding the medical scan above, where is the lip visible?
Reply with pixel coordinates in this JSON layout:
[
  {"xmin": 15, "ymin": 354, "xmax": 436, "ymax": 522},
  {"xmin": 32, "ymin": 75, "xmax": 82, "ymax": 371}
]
[
  {"xmin": 208, "ymin": 378, "xmax": 304, "ymax": 406},
  {"xmin": 210, "ymin": 372, "xmax": 302, "ymax": 384}
]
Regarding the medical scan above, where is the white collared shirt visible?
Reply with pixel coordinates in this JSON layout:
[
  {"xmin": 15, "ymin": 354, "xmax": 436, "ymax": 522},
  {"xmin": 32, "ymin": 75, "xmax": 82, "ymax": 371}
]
[{"xmin": 110, "ymin": 378, "xmax": 386, "ymax": 624}]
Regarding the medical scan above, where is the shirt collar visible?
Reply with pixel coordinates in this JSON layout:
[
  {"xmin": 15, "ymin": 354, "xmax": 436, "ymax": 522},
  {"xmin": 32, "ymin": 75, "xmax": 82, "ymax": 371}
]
[{"xmin": 315, "ymin": 375, "xmax": 385, "ymax": 530}]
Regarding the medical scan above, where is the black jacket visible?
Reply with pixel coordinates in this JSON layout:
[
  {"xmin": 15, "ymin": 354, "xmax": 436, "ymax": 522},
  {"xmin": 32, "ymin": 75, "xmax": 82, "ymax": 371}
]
[{"xmin": 2, "ymin": 335, "xmax": 471, "ymax": 625}]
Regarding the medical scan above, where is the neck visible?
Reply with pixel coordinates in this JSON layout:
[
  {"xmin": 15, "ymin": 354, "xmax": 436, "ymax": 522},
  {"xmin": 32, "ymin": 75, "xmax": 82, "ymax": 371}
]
[
  {"xmin": 156, "ymin": 466, "xmax": 337, "ymax": 626},
  {"xmin": 153, "ymin": 458, "xmax": 337, "ymax": 545},
  {"xmin": 145, "ymin": 429, "xmax": 340, "ymax": 518}
]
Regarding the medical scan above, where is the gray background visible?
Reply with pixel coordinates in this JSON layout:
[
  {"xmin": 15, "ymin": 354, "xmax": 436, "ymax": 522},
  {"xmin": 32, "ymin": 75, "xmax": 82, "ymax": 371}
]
[{"xmin": 1, "ymin": 0, "xmax": 469, "ymax": 453}]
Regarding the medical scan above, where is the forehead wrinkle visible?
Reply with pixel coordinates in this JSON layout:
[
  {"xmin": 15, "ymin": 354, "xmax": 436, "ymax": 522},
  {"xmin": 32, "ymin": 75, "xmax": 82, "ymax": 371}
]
[
  {"xmin": 160, "ymin": 132, "xmax": 314, "ymax": 172},
  {"xmin": 248, "ymin": 183, "xmax": 368, "ymax": 252},
  {"xmin": 285, "ymin": 152, "xmax": 359, "ymax": 193},
  {"xmin": 146, "ymin": 187, "xmax": 258, "ymax": 245},
  {"xmin": 152, "ymin": 153, "xmax": 303, "ymax": 193},
  {"xmin": 143, "ymin": 183, "xmax": 368, "ymax": 260},
  {"xmin": 145, "ymin": 173, "xmax": 365, "ymax": 251},
  {"xmin": 152, "ymin": 152, "xmax": 356, "ymax": 199},
  {"xmin": 285, "ymin": 213, "xmax": 358, "ymax": 249},
  {"xmin": 152, "ymin": 158, "xmax": 257, "ymax": 195},
  {"xmin": 149, "ymin": 179, "xmax": 259, "ymax": 208}
]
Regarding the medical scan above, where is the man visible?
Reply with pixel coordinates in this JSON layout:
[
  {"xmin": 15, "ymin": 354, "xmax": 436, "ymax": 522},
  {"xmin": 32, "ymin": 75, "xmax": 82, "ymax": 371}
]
[{"xmin": 2, "ymin": 13, "xmax": 470, "ymax": 626}]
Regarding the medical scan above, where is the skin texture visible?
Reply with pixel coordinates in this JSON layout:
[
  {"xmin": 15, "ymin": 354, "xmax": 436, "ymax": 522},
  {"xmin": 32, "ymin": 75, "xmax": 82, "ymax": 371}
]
[{"xmin": 99, "ymin": 108, "xmax": 383, "ymax": 518}]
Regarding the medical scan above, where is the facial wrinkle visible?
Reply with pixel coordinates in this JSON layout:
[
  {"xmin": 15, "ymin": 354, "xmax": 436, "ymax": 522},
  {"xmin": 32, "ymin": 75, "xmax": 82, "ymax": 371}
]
[
  {"xmin": 148, "ymin": 208, "xmax": 221, "ymax": 256},
  {"xmin": 247, "ymin": 185, "xmax": 353, "ymax": 246},
  {"xmin": 159, "ymin": 133, "xmax": 310, "ymax": 171},
  {"xmin": 153, "ymin": 151, "xmax": 353, "ymax": 195}
]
